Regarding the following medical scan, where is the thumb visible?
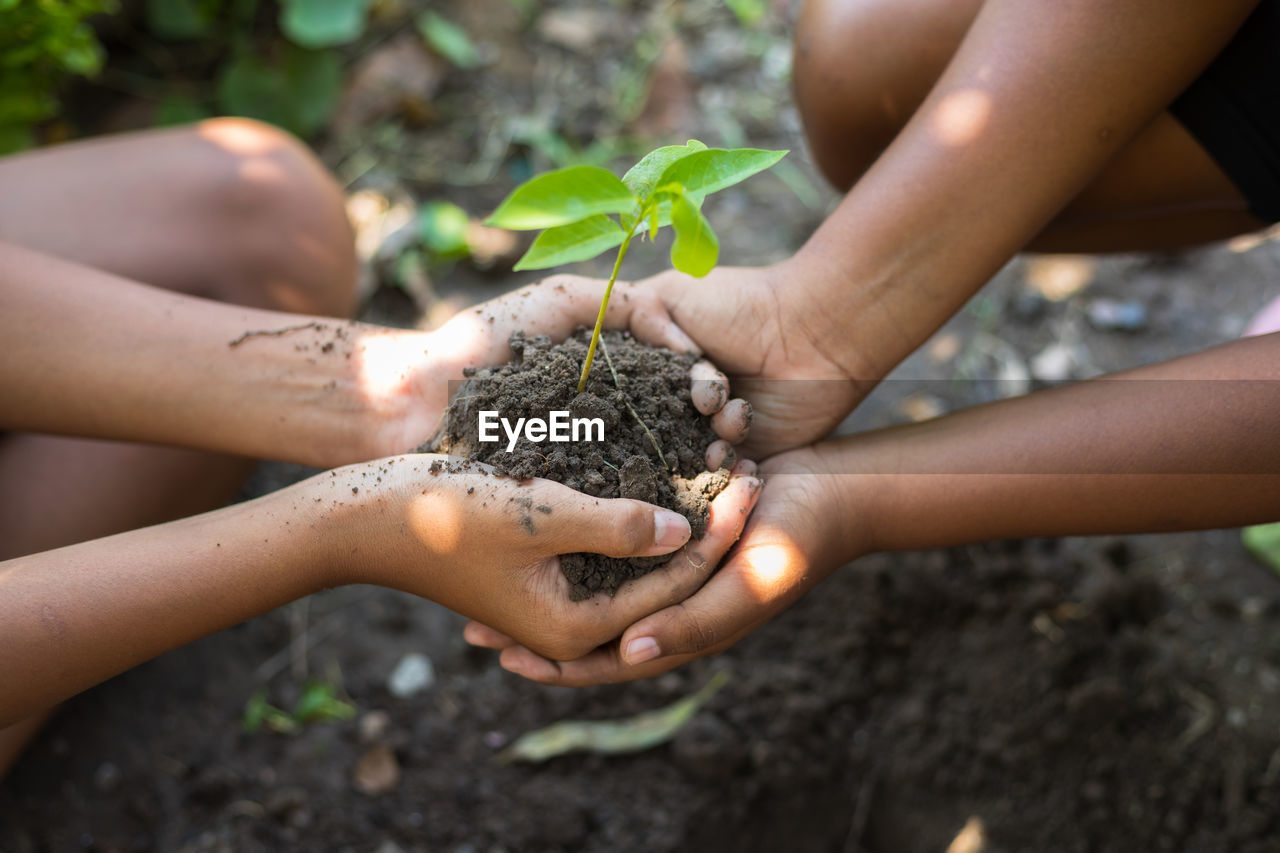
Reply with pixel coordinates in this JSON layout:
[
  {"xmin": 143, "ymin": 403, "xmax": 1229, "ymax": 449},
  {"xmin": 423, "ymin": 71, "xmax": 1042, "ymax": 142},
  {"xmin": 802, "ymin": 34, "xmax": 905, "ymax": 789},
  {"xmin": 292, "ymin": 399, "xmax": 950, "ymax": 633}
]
[{"xmin": 542, "ymin": 489, "xmax": 692, "ymax": 558}]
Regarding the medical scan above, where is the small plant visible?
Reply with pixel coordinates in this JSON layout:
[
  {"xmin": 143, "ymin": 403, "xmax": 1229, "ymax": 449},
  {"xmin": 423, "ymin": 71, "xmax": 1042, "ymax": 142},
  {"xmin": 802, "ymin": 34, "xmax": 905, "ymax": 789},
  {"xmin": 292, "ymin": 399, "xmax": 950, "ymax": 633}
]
[
  {"xmin": 243, "ymin": 681, "xmax": 355, "ymax": 734},
  {"xmin": 0, "ymin": 0, "xmax": 116, "ymax": 153},
  {"xmin": 486, "ymin": 140, "xmax": 787, "ymax": 391}
]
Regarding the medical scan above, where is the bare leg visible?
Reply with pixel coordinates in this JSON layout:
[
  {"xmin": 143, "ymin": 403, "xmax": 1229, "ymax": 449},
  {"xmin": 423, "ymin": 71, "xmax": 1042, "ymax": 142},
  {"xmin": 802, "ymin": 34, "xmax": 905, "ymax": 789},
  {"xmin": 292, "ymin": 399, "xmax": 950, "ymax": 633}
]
[
  {"xmin": 793, "ymin": 0, "xmax": 1269, "ymax": 252},
  {"xmin": 0, "ymin": 119, "xmax": 357, "ymax": 774}
]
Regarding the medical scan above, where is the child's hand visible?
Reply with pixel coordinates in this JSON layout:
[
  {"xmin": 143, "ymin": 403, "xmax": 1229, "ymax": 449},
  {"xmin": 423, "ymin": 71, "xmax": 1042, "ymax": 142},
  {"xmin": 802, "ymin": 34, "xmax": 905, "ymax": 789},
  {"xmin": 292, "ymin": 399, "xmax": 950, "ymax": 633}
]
[
  {"xmin": 630, "ymin": 264, "xmax": 864, "ymax": 458},
  {"xmin": 319, "ymin": 454, "xmax": 763, "ymax": 662},
  {"xmin": 462, "ymin": 446, "xmax": 859, "ymax": 684},
  {"xmin": 355, "ymin": 276, "xmax": 751, "ymax": 462}
]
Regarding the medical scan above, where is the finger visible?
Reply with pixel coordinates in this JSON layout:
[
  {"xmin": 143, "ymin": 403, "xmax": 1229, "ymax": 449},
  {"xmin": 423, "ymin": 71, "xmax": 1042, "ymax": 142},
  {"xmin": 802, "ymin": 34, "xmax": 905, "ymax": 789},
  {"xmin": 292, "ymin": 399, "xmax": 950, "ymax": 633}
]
[
  {"xmin": 710, "ymin": 398, "xmax": 752, "ymax": 445},
  {"xmin": 539, "ymin": 485, "xmax": 692, "ymax": 558},
  {"xmin": 730, "ymin": 458, "xmax": 757, "ymax": 477},
  {"xmin": 463, "ymin": 621, "xmax": 517, "ymax": 650},
  {"xmin": 705, "ymin": 439, "xmax": 736, "ymax": 471},
  {"xmin": 610, "ymin": 281, "xmax": 700, "ymax": 354},
  {"xmin": 499, "ymin": 631, "xmax": 746, "ymax": 687},
  {"xmin": 689, "ymin": 360, "xmax": 729, "ymax": 415},
  {"xmin": 618, "ymin": 525, "xmax": 806, "ymax": 667},
  {"xmin": 605, "ymin": 473, "xmax": 763, "ymax": 625}
]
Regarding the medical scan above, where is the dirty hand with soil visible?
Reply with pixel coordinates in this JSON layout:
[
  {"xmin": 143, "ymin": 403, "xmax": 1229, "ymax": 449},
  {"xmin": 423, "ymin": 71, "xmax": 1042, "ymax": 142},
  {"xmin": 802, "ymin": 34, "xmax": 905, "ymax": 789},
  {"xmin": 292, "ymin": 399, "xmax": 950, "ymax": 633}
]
[
  {"xmin": 0, "ymin": 242, "xmax": 757, "ymax": 728},
  {"xmin": 466, "ymin": 0, "xmax": 1280, "ymax": 683}
]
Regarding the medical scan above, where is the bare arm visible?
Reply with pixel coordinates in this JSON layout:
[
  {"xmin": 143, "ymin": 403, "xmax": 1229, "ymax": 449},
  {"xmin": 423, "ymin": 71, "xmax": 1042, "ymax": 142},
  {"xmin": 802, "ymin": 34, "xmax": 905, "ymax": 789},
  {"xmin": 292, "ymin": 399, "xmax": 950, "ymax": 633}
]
[
  {"xmin": 0, "ymin": 239, "xmax": 422, "ymax": 466},
  {"xmin": 0, "ymin": 456, "xmax": 761, "ymax": 725},
  {"xmin": 0, "ymin": 242, "xmax": 730, "ymax": 466},
  {"xmin": 478, "ymin": 331, "xmax": 1280, "ymax": 684},
  {"xmin": 790, "ymin": 0, "xmax": 1262, "ymax": 381}
]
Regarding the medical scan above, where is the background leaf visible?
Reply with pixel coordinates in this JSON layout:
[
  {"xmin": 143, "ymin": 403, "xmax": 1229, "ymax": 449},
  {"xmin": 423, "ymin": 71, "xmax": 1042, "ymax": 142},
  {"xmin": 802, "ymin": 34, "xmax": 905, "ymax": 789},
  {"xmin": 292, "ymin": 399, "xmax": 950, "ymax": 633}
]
[
  {"xmin": 514, "ymin": 215, "xmax": 626, "ymax": 271},
  {"xmin": 622, "ymin": 139, "xmax": 707, "ymax": 200},
  {"xmin": 499, "ymin": 672, "xmax": 729, "ymax": 763},
  {"xmin": 418, "ymin": 200, "xmax": 472, "ymax": 259},
  {"xmin": 487, "ymin": 166, "xmax": 637, "ymax": 230},
  {"xmin": 667, "ymin": 190, "xmax": 718, "ymax": 277},
  {"xmin": 416, "ymin": 11, "xmax": 479, "ymax": 68},
  {"xmin": 279, "ymin": 0, "xmax": 369, "ymax": 49},
  {"xmin": 217, "ymin": 47, "xmax": 341, "ymax": 137},
  {"xmin": 1243, "ymin": 522, "xmax": 1280, "ymax": 576},
  {"xmin": 657, "ymin": 147, "xmax": 788, "ymax": 201},
  {"xmin": 146, "ymin": 0, "xmax": 216, "ymax": 41}
]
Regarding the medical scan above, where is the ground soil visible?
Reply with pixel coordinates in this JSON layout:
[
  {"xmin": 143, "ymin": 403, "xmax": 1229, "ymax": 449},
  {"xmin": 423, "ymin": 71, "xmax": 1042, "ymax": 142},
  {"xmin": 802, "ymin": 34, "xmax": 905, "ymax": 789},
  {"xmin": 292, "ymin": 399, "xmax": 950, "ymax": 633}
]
[
  {"xmin": 4, "ymin": 1, "xmax": 1280, "ymax": 851},
  {"xmin": 426, "ymin": 328, "xmax": 728, "ymax": 599}
]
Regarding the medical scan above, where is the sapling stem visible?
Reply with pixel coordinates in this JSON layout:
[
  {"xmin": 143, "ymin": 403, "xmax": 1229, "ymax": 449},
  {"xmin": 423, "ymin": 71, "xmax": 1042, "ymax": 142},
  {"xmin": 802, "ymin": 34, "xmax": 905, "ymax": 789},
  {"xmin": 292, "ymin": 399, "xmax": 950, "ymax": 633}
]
[{"xmin": 577, "ymin": 219, "xmax": 640, "ymax": 392}]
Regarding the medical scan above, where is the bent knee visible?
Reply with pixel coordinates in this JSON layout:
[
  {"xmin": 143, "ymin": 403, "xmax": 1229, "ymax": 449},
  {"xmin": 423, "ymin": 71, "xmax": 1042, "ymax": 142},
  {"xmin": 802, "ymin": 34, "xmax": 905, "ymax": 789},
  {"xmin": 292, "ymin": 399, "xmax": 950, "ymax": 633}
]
[
  {"xmin": 184, "ymin": 118, "xmax": 357, "ymax": 317},
  {"xmin": 793, "ymin": 0, "xmax": 980, "ymax": 191}
]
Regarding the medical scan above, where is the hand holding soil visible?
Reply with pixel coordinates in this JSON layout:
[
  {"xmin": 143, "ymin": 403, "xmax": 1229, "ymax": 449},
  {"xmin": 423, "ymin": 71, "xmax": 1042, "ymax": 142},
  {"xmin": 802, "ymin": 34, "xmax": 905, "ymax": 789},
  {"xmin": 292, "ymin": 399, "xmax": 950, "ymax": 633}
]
[
  {"xmin": 322, "ymin": 454, "xmax": 762, "ymax": 662},
  {"xmin": 630, "ymin": 264, "xmax": 867, "ymax": 459},
  {"xmin": 366, "ymin": 274, "xmax": 751, "ymax": 463},
  {"xmin": 465, "ymin": 446, "xmax": 846, "ymax": 682}
]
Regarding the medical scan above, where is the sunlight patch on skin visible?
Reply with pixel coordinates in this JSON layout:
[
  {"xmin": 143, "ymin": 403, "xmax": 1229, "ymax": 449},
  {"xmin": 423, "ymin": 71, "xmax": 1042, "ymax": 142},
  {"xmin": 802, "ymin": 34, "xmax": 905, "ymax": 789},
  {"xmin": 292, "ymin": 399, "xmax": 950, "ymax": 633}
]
[
  {"xmin": 737, "ymin": 541, "xmax": 802, "ymax": 598},
  {"xmin": 354, "ymin": 333, "xmax": 426, "ymax": 402},
  {"xmin": 932, "ymin": 88, "xmax": 992, "ymax": 147},
  {"xmin": 407, "ymin": 488, "xmax": 465, "ymax": 554}
]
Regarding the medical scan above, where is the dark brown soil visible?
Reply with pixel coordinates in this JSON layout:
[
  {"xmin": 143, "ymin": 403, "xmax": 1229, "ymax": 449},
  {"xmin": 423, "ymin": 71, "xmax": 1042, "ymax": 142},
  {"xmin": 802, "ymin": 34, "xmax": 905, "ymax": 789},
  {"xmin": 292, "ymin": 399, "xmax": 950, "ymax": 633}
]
[
  {"xmin": 5, "ymin": 532, "xmax": 1279, "ymax": 853},
  {"xmin": 427, "ymin": 328, "xmax": 729, "ymax": 599}
]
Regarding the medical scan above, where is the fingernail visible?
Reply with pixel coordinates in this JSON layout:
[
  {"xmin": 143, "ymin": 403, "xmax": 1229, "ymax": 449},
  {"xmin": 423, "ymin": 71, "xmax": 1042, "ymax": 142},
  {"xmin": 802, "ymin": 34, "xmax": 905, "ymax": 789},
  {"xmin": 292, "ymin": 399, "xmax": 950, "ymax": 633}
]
[
  {"xmin": 654, "ymin": 510, "xmax": 691, "ymax": 549},
  {"xmin": 625, "ymin": 636, "xmax": 661, "ymax": 665}
]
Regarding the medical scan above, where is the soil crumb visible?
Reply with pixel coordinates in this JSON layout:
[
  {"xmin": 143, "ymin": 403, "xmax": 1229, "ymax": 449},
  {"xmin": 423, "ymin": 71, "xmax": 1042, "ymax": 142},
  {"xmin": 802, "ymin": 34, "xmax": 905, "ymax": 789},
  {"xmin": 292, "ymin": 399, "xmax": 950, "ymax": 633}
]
[{"xmin": 427, "ymin": 329, "xmax": 728, "ymax": 598}]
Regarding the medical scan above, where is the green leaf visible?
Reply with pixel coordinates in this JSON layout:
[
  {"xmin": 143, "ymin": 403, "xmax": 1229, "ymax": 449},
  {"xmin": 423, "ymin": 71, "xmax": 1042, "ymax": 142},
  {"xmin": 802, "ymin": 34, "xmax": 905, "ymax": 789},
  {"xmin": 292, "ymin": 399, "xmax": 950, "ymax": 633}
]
[
  {"xmin": 216, "ymin": 47, "xmax": 341, "ymax": 137},
  {"xmin": 217, "ymin": 54, "xmax": 288, "ymax": 124},
  {"xmin": 0, "ymin": 124, "xmax": 33, "ymax": 156},
  {"xmin": 146, "ymin": 0, "xmax": 216, "ymax": 40},
  {"xmin": 283, "ymin": 47, "xmax": 343, "ymax": 136},
  {"xmin": 514, "ymin": 215, "xmax": 626, "ymax": 271},
  {"xmin": 622, "ymin": 139, "xmax": 707, "ymax": 200},
  {"xmin": 154, "ymin": 95, "xmax": 212, "ymax": 126},
  {"xmin": 416, "ymin": 11, "xmax": 479, "ymax": 69},
  {"xmin": 667, "ymin": 189, "xmax": 718, "ymax": 277},
  {"xmin": 418, "ymin": 201, "xmax": 472, "ymax": 258},
  {"xmin": 1243, "ymin": 522, "xmax": 1280, "ymax": 576},
  {"xmin": 500, "ymin": 672, "xmax": 729, "ymax": 763},
  {"xmin": 279, "ymin": 0, "xmax": 369, "ymax": 49},
  {"xmin": 656, "ymin": 147, "xmax": 788, "ymax": 200},
  {"xmin": 724, "ymin": 0, "xmax": 767, "ymax": 27},
  {"xmin": 487, "ymin": 166, "xmax": 637, "ymax": 230},
  {"xmin": 292, "ymin": 681, "xmax": 356, "ymax": 724}
]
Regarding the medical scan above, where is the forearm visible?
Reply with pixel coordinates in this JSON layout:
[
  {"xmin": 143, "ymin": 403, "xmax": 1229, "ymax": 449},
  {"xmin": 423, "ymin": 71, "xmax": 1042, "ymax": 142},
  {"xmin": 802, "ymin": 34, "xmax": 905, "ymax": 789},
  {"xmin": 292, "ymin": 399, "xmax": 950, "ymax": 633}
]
[
  {"xmin": 820, "ymin": 333, "xmax": 1280, "ymax": 556},
  {"xmin": 792, "ymin": 0, "xmax": 1259, "ymax": 379},
  {"xmin": 0, "ymin": 240, "xmax": 431, "ymax": 465},
  {"xmin": 0, "ymin": 482, "xmax": 338, "ymax": 724}
]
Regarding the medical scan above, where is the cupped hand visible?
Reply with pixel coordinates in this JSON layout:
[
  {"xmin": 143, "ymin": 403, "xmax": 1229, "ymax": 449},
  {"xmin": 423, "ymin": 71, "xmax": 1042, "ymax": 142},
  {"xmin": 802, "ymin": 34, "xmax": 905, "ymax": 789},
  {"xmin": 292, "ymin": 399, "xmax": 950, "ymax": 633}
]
[
  {"xmin": 322, "ymin": 454, "xmax": 763, "ymax": 662},
  {"xmin": 635, "ymin": 263, "xmax": 868, "ymax": 458},
  {"xmin": 361, "ymin": 275, "xmax": 752, "ymax": 461},
  {"xmin": 462, "ymin": 446, "xmax": 861, "ymax": 684}
]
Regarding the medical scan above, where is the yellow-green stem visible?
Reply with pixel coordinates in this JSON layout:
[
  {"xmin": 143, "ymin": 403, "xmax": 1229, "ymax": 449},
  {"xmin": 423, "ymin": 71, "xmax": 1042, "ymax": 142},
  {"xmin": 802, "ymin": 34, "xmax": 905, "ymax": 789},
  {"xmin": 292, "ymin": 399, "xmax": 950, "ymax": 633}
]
[{"xmin": 577, "ymin": 222, "xmax": 639, "ymax": 392}]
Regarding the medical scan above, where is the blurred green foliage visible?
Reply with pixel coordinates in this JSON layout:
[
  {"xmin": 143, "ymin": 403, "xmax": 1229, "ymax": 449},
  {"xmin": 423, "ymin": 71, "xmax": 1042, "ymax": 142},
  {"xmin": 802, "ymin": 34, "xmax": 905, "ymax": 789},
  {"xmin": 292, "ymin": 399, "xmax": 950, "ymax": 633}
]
[
  {"xmin": 0, "ymin": 0, "xmax": 476, "ymax": 147},
  {"xmin": 0, "ymin": 0, "xmax": 117, "ymax": 153}
]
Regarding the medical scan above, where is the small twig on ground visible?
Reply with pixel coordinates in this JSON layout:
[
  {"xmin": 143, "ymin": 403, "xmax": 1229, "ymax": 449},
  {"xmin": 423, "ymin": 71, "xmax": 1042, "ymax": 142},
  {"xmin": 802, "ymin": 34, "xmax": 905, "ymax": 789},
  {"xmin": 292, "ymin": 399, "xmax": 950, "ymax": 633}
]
[
  {"xmin": 229, "ymin": 322, "xmax": 323, "ymax": 348},
  {"xmin": 1175, "ymin": 682, "xmax": 1217, "ymax": 750},
  {"xmin": 600, "ymin": 337, "xmax": 672, "ymax": 471},
  {"xmin": 842, "ymin": 765, "xmax": 880, "ymax": 853}
]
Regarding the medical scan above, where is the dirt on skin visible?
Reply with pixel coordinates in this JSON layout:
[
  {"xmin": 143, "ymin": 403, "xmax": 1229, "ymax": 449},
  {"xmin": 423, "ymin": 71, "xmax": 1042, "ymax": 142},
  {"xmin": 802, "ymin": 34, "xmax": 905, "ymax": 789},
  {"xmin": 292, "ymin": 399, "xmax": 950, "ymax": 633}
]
[{"xmin": 426, "ymin": 328, "xmax": 730, "ymax": 599}]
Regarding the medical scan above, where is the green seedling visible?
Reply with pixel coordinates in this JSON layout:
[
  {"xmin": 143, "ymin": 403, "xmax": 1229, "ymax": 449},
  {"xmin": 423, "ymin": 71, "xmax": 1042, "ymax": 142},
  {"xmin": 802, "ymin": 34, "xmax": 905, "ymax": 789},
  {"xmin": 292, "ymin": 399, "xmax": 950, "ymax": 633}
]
[
  {"xmin": 243, "ymin": 681, "xmax": 355, "ymax": 735},
  {"xmin": 486, "ymin": 140, "xmax": 787, "ymax": 392}
]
